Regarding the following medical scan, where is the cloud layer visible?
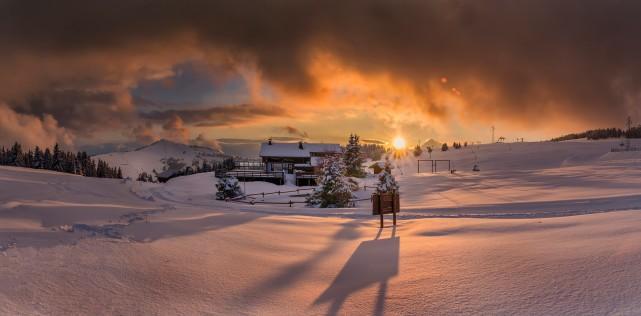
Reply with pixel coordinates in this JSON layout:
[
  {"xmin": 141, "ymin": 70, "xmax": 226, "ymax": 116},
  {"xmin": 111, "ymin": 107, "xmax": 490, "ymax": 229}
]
[
  {"xmin": 0, "ymin": 103, "xmax": 74, "ymax": 149},
  {"xmin": 3, "ymin": 0, "xmax": 641, "ymax": 147}
]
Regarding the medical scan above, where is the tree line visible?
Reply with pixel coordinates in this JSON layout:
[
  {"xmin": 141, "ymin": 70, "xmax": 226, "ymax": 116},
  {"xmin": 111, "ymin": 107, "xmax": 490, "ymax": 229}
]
[
  {"xmin": 0, "ymin": 142, "xmax": 122, "ymax": 179},
  {"xmin": 361, "ymin": 143, "xmax": 387, "ymax": 160},
  {"xmin": 550, "ymin": 126, "xmax": 641, "ymax": 142}
]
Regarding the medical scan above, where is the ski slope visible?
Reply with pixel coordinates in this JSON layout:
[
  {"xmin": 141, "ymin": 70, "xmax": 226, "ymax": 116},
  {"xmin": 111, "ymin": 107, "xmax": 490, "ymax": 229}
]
[{"xmin": 3, "ymin": 139, "xmax": 641, "ymax": 314}]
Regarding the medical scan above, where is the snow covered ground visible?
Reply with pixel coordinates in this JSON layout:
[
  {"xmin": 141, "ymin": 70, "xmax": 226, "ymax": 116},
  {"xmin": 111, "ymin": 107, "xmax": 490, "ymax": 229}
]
[{"xmin": 3, "ymin": 139, "xmax": 641, "ymax": 315}]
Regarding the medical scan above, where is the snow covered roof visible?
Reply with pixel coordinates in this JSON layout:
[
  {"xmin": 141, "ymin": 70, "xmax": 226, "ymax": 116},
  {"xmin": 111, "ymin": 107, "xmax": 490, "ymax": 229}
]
[{"xmin": 259, "ymin": 142, "xmax": 341, "ymax": 158}]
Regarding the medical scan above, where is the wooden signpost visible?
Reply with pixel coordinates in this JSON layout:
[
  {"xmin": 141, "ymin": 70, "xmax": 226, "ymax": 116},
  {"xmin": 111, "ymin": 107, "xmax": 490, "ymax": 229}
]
[{"xmin": 372, "ymin": 192, "xmax": 400, "ymax": 228}]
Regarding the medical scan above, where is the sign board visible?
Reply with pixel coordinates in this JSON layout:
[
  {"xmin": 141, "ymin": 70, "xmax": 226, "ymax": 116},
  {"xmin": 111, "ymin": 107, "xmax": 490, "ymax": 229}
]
[{"xmin": 372, "ymin": 192, "xmax": 400, "ymax": 215}]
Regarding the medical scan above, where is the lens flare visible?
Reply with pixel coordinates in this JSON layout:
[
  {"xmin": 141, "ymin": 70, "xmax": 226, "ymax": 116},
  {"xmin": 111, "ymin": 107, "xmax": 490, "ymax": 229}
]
[{"xmin": 392, "ymin": 136, "xmax": 406, "ymax": 150}]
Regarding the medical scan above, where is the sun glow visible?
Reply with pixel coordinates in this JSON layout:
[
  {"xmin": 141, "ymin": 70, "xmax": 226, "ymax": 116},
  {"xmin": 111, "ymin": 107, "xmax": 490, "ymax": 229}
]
[{"xmin": 392, "ymin": 136, "xmax": 406, "ymax": 150}]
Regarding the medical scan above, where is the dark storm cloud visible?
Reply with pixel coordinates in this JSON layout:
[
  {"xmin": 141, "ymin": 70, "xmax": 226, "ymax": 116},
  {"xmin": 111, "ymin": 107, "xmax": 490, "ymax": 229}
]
[
  {"xmin": 10, "ymin": 89, "xmax": 132, "ymax": 133},
  {"xmin": 3, "ymin": 0, "xmax": 641, "ymax": 134},
  {"xmin": 140, "ymin": 104, "xmax": 288, "ymax": 127}
]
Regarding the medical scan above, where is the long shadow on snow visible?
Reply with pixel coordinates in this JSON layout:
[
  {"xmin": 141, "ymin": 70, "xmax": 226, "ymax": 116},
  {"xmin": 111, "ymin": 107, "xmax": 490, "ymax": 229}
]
[
  {"xmin": 314, "ymin": 227, "xmax": 399, "ymax": 316},
  {"xmin": 240, "ymin": 220, "xmax": 362, "ymax": 306}
]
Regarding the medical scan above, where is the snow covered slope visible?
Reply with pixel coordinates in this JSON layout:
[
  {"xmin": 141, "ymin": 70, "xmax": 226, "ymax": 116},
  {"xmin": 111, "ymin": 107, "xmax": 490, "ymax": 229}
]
[
  {"xmin": 4, "ymin": 163, "xmax": 641, "ymax": 314},
  {"xmin": 95, "ymin": 139, "xmax": 227, "ymax": 180},
  {"xmin": 387, "ymin": 138, "xmax": 641, "ymax": 216}
]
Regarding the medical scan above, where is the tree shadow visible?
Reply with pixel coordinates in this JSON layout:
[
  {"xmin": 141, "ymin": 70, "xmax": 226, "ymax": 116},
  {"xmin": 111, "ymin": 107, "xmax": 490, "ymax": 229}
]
[
  {"xmin": 241, "ymin": 220, "xmax": 362, "ymax": 305},
  {"xmin": 315, "ymin": 227, "xmax": 399, "ymax": 316}
]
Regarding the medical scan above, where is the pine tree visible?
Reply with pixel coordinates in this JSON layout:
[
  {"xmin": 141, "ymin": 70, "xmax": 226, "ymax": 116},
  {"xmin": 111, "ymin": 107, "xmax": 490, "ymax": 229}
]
[
  {"xmin": 413, "ymin": 144, "xmax": 423, "ymax": 157},
  {"xmin": 25, "ymin": 150, "xmax": 33, "ymax": 167},
  {"xmin": 307, "ymin": 155, "xmax": 355, "ymax": 207},
  {"xmin": 215, "ymin": 176, "xmax": 243, "ymax": 200},
  {"xmin": 441, "ymin": 143, "xmax": 449, "ymax": 151},
  {"xmin": 33, "ymin": 146, "xmax": 43, "ymax": 169},
  {"xmin": 10, "ymin": 142, "xmax": 25, "ymax": 167},
  {"xmin": 376, "ymin": 159, "xmax": 399, "ymax": 193},
  {"xmin": 43, "ymin": 148, "xmax": 52, "ymax": 170},
  {"xmin": 344, "ymin": 134, "xmax": 365, "ymax": 177},
  {"xmin": 52, "ymin": 143, "xmax": 63, "ymax": 171}
]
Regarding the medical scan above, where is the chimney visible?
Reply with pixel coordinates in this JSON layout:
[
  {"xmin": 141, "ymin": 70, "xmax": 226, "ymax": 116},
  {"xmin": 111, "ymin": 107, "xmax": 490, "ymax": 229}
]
[
  {"xmin": 268, "ymin": 138, "xmax": 272, "ymax": 145},
  {"xmin": 298, "ymin": 141, "xmax": 304, "ymax": 149}
]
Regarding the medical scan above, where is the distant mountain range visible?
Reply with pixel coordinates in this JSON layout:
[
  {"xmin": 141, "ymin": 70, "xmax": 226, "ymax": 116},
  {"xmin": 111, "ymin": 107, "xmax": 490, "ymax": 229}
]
[{"xmin": 95, "ymin": 139, "xmax": 228, "ymax": 179}]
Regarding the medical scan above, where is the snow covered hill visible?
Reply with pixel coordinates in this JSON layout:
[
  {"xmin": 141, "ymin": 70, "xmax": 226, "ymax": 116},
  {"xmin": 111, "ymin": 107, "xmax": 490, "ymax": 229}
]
[
  {"xmin": 4, "ymin": 158, "xmax": 641, "ymax": 314},
  {"xmin": 95, "ymin": 139, "xmax": 228, "ymax": 180},
  {"xmin": 387, "ymin": 138, "xmax": 641, "ymax": 216},
  {"xmin": 422, "ymin": 138, "xmax": 442, "ymax": 149}
]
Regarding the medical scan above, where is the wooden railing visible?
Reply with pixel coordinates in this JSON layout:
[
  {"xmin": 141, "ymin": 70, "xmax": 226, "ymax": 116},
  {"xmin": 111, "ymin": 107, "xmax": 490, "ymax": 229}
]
[{"xmin": 227, "ymin": 186, "xmax": 373, "ymax": 207}]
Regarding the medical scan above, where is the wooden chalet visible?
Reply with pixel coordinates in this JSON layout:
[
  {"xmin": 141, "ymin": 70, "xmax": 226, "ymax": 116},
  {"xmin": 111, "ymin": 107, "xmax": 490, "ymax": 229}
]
[{"xmin": 259, "ymin": 140, "xmax": 341, "ymax": 185}]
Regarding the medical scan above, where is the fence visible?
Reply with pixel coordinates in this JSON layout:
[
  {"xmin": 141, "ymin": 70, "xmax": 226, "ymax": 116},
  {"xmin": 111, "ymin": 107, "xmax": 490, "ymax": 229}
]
[
  {"xmin": 417, "ymin": 159, "xmax": 451, "ymax": 173},
  {"xmin": 228, "ymin": 196, "xmax": 372, "ymax": 207},
  {"xmin": 217, "ymin": 169, "xmax": 285, "ymax": 185},
  {"xmin": 227, "ymin": 186, "xmax": 373, "ymax": 207}
]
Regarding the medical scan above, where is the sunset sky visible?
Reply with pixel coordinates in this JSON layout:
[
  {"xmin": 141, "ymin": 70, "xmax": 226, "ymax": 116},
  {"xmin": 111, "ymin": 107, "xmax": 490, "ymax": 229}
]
[{"xmin": 2, "ymin": 0, "xmax": 641, "ymax": 152}]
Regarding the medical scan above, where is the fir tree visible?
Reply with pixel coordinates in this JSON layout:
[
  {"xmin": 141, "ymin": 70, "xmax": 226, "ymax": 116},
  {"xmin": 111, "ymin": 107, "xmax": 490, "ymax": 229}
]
[
  {"xmin": 344, "ymin": 134, "xmax": 365, "ymax": 177},
  {"xmin": 376, "ymin": 159, "xmax": 399, "ymax": 193},
  {"xmin": 215, "ymin": 176, "xmax": 243, "ymax": 200},
  {"xmin": 25, "ymin": 150, "xmax": 34, "ymax": 167},
  {"xmin": 33, "ymin": 146, "xmax": 43, "ymax": 169},
  {"xmin": 307, "ymin": 155, "xmax": 355, "ymax": 207},
  {"xmin": 43, "ymin": 148, "xmax": 52, "ymax": 170},
  {"xmin": 51, "ymin": 143, "xmax": 64, "ymax": 171},
  {"xmin": 413, "ymin": 144, "xmax": 423, "ymax": 157},
  {"xmin": 10, "ymin": 142, "xmax": 25, "ymax": 166}
]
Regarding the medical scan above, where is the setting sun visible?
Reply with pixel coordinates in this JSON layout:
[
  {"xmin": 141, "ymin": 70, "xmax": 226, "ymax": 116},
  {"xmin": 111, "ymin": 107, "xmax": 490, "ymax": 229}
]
[{"xmin": 392, "ymin": 136, "xmax": 406, "ymax": 150}]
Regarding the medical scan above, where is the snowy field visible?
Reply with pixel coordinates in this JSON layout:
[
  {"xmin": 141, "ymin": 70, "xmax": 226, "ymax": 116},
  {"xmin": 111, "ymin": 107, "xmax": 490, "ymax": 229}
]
[{"xmin": 3, "ymin": 139, "xmax": 641, "ymax": 314}]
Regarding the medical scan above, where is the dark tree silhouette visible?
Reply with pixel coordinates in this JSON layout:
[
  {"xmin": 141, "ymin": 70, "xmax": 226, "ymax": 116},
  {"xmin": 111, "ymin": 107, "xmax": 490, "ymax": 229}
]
[{"xmin": 0, "ymin": 141, "xmax": 122, "ymax": 179}]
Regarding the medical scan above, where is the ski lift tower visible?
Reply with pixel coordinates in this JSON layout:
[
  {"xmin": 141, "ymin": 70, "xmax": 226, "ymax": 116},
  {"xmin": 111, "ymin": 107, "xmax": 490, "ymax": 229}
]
[{"xmin": 491, "ymin": 125, "xmax": 495, "ymax": 143}]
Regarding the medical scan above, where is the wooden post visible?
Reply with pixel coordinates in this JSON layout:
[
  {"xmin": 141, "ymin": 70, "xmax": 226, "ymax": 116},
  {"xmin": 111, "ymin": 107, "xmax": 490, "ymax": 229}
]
[
  {"xmin": 289, "ymin": 200, "xmax": 292, "ymax": 207},
  {"xmin": 393, "ymin": 211, "xmax": 397, "ymax": 226},
  {"xmin": 380, "ymin": 213, "xmax": 384, "ymax": 228}
]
